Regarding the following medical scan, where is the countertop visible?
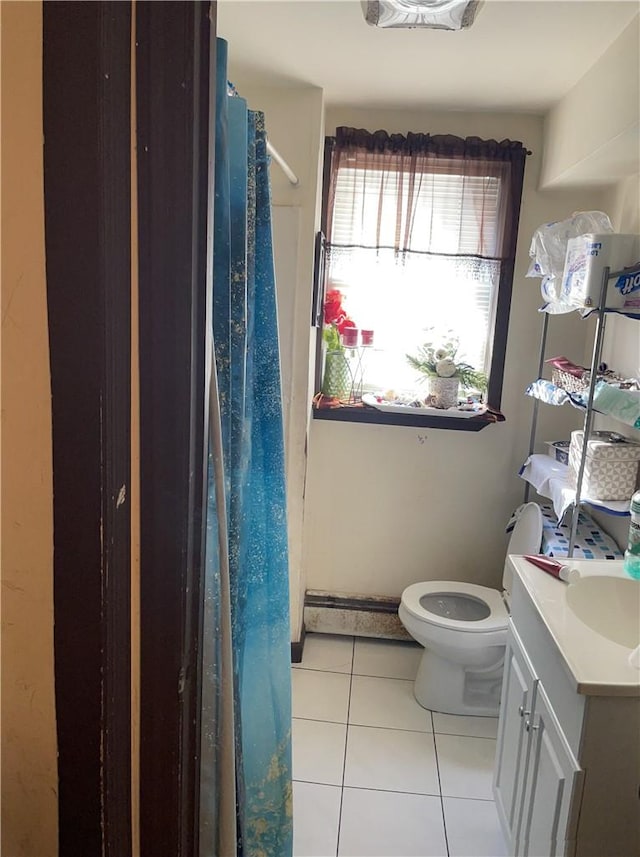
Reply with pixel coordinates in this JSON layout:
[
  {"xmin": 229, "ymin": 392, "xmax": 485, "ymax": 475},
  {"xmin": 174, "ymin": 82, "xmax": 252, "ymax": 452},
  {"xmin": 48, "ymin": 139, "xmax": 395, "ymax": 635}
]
[{"xmin": 508, "ymin": 556, "xmax": 640, "ymax": 697}]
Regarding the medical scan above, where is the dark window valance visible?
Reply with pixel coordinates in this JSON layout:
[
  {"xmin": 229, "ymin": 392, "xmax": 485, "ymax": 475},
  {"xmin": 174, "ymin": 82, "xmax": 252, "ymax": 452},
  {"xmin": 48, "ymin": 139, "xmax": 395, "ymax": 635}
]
[
  {"xmin": 333, "ymin": 126, "xmax": 531, "ymax": 161},
  {"xmin": 325, "ymin": 126, "xmax": 529, "ymax": 262}
]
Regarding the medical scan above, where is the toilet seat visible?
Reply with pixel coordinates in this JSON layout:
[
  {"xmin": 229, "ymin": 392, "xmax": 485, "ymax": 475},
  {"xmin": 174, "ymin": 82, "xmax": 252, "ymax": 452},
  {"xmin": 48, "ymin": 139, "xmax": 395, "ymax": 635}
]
[{"xmin": 401, "ymin": 580, "xmax": 508, "ymax": 633}]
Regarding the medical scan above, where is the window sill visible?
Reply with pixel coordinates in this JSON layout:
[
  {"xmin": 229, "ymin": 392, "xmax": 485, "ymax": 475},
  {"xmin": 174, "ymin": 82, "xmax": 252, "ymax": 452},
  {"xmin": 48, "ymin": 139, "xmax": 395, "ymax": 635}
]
[{"xmin": 312, "ymin": 402, "xmax": 504, "ymax": 431}]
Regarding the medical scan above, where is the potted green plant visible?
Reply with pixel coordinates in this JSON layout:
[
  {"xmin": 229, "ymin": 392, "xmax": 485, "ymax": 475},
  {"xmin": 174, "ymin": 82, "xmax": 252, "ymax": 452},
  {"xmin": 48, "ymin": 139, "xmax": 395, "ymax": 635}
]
[{"xmin": 406, "ymin": 334, "xmax": 487, "ymax": 408}]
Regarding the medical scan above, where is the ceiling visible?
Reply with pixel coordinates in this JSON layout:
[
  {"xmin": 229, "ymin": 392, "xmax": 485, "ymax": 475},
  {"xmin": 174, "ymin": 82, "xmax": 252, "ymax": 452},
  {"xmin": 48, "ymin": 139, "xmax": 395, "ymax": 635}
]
[{"xmin": 218, "ymin": 0, "xmax": 639, "ymax": 113}]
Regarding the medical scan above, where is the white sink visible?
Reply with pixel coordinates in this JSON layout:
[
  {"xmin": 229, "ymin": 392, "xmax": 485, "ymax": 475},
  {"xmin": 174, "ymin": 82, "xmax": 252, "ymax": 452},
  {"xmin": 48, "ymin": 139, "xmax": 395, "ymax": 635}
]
[{"xmin": 566, "ymin": 575, "xmax": 640, "ymax": 649}]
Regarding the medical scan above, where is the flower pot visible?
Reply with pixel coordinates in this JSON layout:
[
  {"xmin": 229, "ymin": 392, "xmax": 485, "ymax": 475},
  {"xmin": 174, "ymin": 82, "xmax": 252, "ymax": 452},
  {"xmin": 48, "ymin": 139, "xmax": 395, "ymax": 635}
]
[
  {"xmin": 322, "ymin": 350, "xmax": 351, "ymax": 399},
  {"xmin": 428, "ymin": 376, "xmax": 459, "ymax": 409}
]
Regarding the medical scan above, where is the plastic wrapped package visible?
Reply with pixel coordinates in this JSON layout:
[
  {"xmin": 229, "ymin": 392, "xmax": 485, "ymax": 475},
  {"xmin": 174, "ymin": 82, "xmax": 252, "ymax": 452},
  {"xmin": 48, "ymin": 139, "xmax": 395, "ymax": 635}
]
[
  {"xmin": 561, "ymin": 233, "xmax": 640, "ymax": 312},
  {"xmin": 592, "ymin": 381, "xmax": 640, "ymax": 429},
  {"xmin": 527, "ymin": 211, "xmax": 614, "ymax": 313}
]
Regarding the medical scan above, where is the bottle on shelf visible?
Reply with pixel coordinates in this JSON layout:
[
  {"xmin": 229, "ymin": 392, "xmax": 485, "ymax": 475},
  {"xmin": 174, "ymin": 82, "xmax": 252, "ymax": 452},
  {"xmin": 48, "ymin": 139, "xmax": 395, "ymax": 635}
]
[{"xmin": 623, "ymin": 490, "xmax": 640, "ymax": 579}]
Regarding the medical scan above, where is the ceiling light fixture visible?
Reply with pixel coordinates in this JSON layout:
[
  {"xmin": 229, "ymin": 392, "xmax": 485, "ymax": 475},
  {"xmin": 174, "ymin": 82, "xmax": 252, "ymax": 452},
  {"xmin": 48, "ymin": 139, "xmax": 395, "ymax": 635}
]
[{"xmin": 362, "ymin": 0, "xmax": 483, "ymax": 30}]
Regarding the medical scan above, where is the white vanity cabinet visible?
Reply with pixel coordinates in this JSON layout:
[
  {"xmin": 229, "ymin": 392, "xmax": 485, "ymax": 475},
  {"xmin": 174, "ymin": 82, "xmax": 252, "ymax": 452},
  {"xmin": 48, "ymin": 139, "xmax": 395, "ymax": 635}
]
[
  {"xmin": 495, "ymin": 627, "xmax": 582, "ymax": 856},
  {"xmin": 494, "ymin": 626, "xmax": 537, "ymax": 846},
  {"xmin": 494, "ymin": 557, "xmax": 640, "ymax": 857},
  {"xmin": 518, "ymin": 682, "xmax": 582, "ymax": 857}
]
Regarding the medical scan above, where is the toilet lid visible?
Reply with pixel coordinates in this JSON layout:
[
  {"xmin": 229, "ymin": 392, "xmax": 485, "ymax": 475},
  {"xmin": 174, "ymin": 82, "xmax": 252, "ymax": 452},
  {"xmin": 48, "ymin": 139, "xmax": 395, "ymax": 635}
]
[{"xmin": 401, "ymin": 581, "xmax": 508, "ymax": 633}]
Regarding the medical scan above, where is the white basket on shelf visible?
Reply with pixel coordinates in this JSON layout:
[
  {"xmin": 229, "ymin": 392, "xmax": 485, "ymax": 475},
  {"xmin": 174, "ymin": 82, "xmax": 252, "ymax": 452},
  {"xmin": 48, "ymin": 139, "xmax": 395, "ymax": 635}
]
[{"xmin": 567, "ymin": 431, "xmax": 640, "ymax": 501}]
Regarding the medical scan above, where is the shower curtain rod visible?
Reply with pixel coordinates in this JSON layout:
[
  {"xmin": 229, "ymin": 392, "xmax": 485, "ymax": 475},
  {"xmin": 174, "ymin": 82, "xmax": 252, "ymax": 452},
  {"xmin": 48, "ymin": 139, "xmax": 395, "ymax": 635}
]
[{"xmin": 266, "ymin": 140, "xmax": 299, "ymax": 187}]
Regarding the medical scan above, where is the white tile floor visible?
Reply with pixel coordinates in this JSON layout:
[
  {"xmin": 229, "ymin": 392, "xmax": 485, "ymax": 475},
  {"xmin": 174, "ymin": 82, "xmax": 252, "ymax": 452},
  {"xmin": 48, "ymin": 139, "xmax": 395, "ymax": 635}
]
[{"xmin": 292, "ymin": 634, "xmax": 508, "ymax": 857}]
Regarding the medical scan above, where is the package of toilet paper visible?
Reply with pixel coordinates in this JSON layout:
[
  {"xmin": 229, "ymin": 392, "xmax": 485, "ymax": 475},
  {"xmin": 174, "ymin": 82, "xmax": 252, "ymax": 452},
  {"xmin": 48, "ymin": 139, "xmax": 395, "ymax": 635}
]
[
  {"xmin": 613, "ymin": 263, "xmax": 640, "ymax": 314},
  {"xmin": 561, "ymin": 233, "xmax": 640, "ymax": 312},
  {"xmin": 527, "ymin": 211, "xmax": 614, "ymax": 314}
]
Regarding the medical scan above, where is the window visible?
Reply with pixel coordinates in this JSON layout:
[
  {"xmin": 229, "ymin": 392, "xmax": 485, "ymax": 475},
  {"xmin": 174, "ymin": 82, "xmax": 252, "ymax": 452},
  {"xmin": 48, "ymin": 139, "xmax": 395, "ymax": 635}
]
[{"xmin": 315, "ymin": 127, "xmax": 528, "ymax": 426}]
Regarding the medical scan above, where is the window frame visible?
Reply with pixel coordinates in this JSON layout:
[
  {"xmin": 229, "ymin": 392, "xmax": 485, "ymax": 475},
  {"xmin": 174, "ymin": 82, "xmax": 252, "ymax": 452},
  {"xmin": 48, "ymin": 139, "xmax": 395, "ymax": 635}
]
[
  {"xmin": 43, "ymin": 3, "xmax": 132, "ymax": 851},
  {"xmin": 313, "ymin": 132, "xmax": 526, "ymax": 431}
]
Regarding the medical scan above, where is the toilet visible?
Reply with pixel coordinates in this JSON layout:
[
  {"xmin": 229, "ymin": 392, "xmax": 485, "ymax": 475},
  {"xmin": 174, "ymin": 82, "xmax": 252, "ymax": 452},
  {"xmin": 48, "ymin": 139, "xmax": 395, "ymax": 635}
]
[{"xmin": 398, "ymin": 503, "xmax": 543, "ymax": 717}]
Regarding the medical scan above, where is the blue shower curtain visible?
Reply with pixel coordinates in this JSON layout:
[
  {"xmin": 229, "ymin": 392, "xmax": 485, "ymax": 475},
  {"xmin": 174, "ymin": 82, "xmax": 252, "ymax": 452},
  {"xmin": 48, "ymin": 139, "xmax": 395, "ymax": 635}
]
[{"xmin": 201, "ymin": 37, "xmax": 293, "ymax": 857}]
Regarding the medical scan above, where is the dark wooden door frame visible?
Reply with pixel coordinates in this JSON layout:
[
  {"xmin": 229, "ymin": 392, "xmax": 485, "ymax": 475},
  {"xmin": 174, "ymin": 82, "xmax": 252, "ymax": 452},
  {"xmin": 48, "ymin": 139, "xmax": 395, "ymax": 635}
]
[
  {"xmin": 136, "ymin": 3, "xmax": 215, "ymax": 855},
  {"xmin": 43, "ymin": 3, "xmax": 132, "ymax": 855}
]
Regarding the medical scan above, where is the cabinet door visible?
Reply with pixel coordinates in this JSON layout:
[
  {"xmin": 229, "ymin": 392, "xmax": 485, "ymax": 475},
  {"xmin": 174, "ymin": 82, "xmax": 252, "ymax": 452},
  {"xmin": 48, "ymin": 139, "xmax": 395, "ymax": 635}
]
[
  {"xmin": 493, "ymin": 626, "xmax": 537, "ymax": 851},
  {"xmin": 518, "ymin": 683, "xmax": 582, "ymax": 857}
]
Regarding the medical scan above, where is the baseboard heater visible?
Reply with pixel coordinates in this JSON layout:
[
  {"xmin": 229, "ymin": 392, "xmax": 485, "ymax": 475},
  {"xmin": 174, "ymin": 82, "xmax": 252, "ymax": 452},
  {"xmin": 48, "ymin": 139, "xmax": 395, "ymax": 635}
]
[{"xmin": 303, "ymin": 590, "xmax": 411, "ymax": 641}]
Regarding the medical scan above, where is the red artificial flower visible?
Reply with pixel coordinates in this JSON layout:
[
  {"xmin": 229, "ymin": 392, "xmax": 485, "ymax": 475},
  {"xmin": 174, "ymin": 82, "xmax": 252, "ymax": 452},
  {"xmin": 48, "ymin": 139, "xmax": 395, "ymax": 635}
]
[
  {"xmin": 324, "ymin": 288, "xmax": 356, "ymax": 333},
  {"xmin": 336, "ymin": 316, "xmax": 355, "ymax": 334},
  {"xmin": 323, "ymin": 289, "xmax": 345, "ymax": 326}
]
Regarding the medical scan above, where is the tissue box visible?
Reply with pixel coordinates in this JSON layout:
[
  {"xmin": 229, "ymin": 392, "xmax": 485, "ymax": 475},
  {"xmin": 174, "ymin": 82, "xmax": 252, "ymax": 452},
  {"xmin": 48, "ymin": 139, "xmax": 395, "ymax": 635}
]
[
  {"xmin": 568, "ymin": 430, "xmax": 640, "ymax": 500},
  {"xmin": 545, "ymin": 440, "xmax": 570, "ymax": 465},
  {"xmin": 561, "ymin": 233, "xmax": 640, "ymax": 310}
]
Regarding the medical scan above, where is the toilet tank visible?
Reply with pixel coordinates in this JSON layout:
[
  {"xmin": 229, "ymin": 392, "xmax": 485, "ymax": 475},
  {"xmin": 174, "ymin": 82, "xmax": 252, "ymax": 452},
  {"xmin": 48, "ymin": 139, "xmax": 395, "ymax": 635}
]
[{"xmin": 502, "ymin": 503, "xmax": 543, "ymax": 597}]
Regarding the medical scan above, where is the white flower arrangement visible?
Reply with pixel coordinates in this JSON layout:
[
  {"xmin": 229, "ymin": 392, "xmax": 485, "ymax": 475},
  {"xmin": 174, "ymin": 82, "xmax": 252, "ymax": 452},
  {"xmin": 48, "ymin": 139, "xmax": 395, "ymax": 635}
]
[{"xmin": 406, "ymin": 333, "xmax": 487, "ymax": 392}]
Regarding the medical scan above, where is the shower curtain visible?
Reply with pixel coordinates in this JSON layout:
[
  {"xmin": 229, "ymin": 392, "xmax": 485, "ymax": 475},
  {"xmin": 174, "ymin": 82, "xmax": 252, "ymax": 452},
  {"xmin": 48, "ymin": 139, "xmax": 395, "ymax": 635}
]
[{"xmin": 199, "ymin": 37, "xmax": 293, "ymax": 857}]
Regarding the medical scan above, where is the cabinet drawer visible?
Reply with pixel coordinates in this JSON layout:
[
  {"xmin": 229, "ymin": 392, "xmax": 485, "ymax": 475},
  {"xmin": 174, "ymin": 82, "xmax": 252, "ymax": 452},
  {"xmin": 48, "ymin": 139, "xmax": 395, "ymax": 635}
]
[{"xmin": 510, "ymin": 578, "xmax": 586, "ymax": 757}]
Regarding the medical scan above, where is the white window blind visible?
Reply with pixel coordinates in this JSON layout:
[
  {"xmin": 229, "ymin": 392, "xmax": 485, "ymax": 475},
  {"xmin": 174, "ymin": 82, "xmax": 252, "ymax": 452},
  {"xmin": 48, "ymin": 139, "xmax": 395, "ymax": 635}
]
[{"xmin": 326, "ymin": 165, "xmax": 504, "ymax": 393}]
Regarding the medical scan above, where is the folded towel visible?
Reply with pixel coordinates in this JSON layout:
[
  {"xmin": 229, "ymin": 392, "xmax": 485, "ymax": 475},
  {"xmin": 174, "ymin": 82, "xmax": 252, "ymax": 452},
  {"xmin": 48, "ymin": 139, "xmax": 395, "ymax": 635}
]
[
  {"xmin": 520, "ymin": 454, "xmax": 631, "ymax": 518},
  {"xmin": 519, "ymin": 455, "xmax": 574, "ymax": 520}
]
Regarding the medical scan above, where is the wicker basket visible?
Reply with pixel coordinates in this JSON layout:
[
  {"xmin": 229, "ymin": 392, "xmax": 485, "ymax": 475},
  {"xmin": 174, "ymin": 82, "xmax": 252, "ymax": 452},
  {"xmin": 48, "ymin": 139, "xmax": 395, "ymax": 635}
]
[
  {"xmin": 551, "ymin": 367, "xmax": 589, "ymax": 393},
  {"xmin": 551, "ymin": 366, "xmax": 630, "ymax": 393}
]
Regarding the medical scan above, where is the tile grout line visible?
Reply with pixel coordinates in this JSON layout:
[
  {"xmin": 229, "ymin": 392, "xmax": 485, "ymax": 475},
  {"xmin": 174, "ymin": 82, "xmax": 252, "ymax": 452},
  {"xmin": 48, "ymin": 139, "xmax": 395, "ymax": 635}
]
[
  {"xmin": 295, "ymin": 665, "xmax": 421, "ymax": 682},
  {"xmin": 294, "ymin": 715, "xmax": 432, "ymax": 734},
  {"xmin": 293, "ymin": 777, "xmax": 464, "ymax": 800},
  {"xmin": 294, "ymin": 666, "xmax": 353, "ymax": 676},
  {"xmin": 335, "ymin": 635, "xmax": 355, "ymax": 857},
  {"xmin": 431, "ymin": 711, "xmax": 452, "ymax": 857},
  {"xmin": 293, "ymin": 716, "xmax": 496, "ymax": 740}
]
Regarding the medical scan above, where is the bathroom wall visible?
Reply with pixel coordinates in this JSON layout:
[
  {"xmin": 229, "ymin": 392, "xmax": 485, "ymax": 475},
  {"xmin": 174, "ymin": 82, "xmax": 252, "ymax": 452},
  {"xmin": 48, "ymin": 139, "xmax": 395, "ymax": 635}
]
[
  {"xmin": 301, "ymin": 106, "xmax": 606, "ymax": 601},
  {"xmin": 225, "ymin": 79, "xmax": 325, "ymax": 641},
  {"xmin": 1, "ymin": 2, "xmax": 59, "ymax": 853},
  {"xmin": 540, "ymin": 14, "xmax": 639, "ymax": 189}
]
